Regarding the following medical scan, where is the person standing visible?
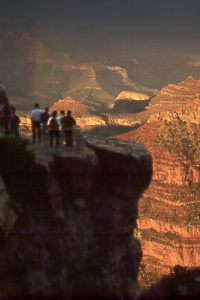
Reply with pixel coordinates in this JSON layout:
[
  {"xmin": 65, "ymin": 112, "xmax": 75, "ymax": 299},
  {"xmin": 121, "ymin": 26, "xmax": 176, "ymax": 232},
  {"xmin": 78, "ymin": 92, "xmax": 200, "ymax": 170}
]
[
  {"xmin": 62, "ymin": 110, "xmax": 76, "ymax": 147},
  {"xmin": 9, "ymin": 107, "xmax": 21, "ymax": 139},
  {"xmin": 47, "ymin": 110, "xmax": 60, "ymax": 148},
  {"xmin": 0, "ymin": 105, "xmax": 5, "ymax": 135},
  {"xmin": 30, "ymin": 103, "xmax": 42, "ymax": 144},
  {"xmin": 41, "ymin": 107, "xmax": 50, "ymax": 143},
  {"xmin": 0, "ymin": 86, "xmax": 10, "ymax": 135},
  {"xmin": 59, "ymin": 110, "xmax": 65, "ymax": 145}
]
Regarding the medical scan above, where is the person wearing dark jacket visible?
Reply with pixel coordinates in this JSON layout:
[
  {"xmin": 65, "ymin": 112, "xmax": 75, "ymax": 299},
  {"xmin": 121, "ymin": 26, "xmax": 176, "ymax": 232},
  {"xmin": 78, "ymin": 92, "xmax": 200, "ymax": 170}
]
[
  {"xmin": 59, "ymin": 110, "xmax": 65, "ymax": 145},
  {"xmin": 0, "ymin": 86, "xmax": 10, "ymax": 135},
  {"xmin": 61, "ymin": 110, "xmax": 76, "ymax": 147},
  {"xmin": 9, "ymin": 107, "xmax": 21, "ymax": 139},
  {"xmin": 41, "ymin": 107, "xmax": 50, "ymax": 143}
]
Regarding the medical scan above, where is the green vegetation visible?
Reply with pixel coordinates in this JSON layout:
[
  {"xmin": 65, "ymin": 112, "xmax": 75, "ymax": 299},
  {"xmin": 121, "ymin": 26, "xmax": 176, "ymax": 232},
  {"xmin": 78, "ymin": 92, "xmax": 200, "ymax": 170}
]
[
  {"xmin": 139, "ymin": 197, "xmax": 152, "ymax": 215},
  {"xmin": 138, "ymin": 263, "xmax": 161, "ymax": 290},
  {"xmin": 153, "ymin": 117, "xmax": 198, "ymax": 163},
  {"xmin": 139, "ymin": 228, "xmax": 181, "ymax": 246}
]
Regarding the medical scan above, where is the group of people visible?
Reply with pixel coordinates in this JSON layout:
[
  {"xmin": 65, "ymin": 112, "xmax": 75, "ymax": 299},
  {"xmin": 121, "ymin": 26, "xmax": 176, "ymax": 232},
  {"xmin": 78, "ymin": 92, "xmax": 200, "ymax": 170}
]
[
  {"xmin": 0, "ymin": 106, "xmax": 21, "ymax": 139},
  {"xmin": 30, "ymin": 103, "xmax": 77, "ymax": 147},
  {"xmin": 0, "ymin": 88, "xmax": 21, "ymax": 138},
  {"xmin": 0, "ymin": 86, "xmax": 77, "ymax": 148}
]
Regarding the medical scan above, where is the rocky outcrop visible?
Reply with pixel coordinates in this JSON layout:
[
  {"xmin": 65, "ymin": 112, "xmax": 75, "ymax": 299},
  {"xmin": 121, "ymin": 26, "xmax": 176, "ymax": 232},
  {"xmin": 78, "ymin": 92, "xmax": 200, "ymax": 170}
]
[
  {"xmin": 150, "ymin": 76, "xmax": 200, "ymax": 109},
  {"xmin": 50, "ymin": 97, "xmax": 91, "ymax": 116},
  {"xmin": 116, "ymin": 91, "xmax": 150, "ymax": 101},
  {"xmin": 50, "ymin": 97, "xmax": 106, "ymax": 128},
  {"xmin": 160, "ymin": 76, "xmax": 200, "ymax": 102},
  {"xmin": 0, "ymin": 177, "xmax": 17, "ymax": 237},
  {"xmin": 61, "ymin": 64, "xmax": 96, "ymax": 81},
  {"xmin": 112, "ymin": 91, "xmax": 151, "ymax": 113},
  {"xmin": 0, "ymin": 137, "xmax": 152, "ymax": 299},
  {"xmin": 106, "ymin": 115, "xmax": 142, "ymax": 127}
]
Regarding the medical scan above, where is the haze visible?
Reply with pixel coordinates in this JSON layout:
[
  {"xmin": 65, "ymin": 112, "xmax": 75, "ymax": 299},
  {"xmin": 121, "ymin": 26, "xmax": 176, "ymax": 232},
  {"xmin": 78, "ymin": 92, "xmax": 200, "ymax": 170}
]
[{"xmin": 1, "ymin": 0, "xmax": 200, "ymax": 36}]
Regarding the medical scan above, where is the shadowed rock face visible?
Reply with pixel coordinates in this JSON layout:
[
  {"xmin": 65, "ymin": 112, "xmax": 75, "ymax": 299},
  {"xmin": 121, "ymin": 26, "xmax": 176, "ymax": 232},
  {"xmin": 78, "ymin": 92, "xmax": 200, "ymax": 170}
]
[
  {"xmin": 0, "ymin": 137, "xmax": 152, "ymax": 299},
  {"xmin": 112, "ymin": 99, "xmax": 150, "ymax": 113}
]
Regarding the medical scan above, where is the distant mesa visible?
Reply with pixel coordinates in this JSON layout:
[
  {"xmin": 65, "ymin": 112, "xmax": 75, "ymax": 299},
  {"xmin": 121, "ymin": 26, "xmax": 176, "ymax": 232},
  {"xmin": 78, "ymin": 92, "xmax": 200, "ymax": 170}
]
[
  {"xmin": 49, "ymin": 97, "xmax": 92, "ymax": 116},
  {"xmin": 147, "ymin": 75, "xmax": 200, "ymax": 115},
  {"xmin": 159, "ymin": 75, "xmax": 200, "ymax": 103},
  {"xmin": 112, "ymin": 91, "xmax": 151, "ymax": 113},
  {"xmin": 49, "ymin": 96, "xmax": 105, "ymax": 128},
  {"xmin": 116, "ymin": 91, "xmax": 151, "ymax": 101}
]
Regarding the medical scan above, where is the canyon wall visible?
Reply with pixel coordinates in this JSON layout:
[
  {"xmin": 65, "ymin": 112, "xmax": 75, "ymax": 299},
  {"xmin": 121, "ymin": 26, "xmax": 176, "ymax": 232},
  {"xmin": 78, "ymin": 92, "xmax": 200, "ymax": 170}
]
[
  {"xmin": 118, "ymin": 92, "xmax": 200, "ymax": 288},
  {"xmin": 0, "ymin": 137, "xmax": 152, "ymax": 299}
]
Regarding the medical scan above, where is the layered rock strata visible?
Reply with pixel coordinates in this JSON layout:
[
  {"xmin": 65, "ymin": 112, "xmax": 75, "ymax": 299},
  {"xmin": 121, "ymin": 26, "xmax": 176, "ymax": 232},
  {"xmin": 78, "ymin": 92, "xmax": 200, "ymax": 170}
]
[
  {"xmin": 117, "ymin": 96, "xmax": 200, "ymax": 288},
  {"xmin": 0, "ymin": 137, "xmax": 152, "ymax": 299},
  {"xmin": 149, "ymin": 76, "xmax": 200, "ymax": 109}
]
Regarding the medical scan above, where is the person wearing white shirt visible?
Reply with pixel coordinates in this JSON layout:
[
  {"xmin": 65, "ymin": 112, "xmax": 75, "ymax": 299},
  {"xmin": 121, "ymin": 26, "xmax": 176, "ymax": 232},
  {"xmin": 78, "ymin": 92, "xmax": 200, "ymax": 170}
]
[{"xmin": 30, "ymin": 103, "xmax": 42, "ymax": 144}]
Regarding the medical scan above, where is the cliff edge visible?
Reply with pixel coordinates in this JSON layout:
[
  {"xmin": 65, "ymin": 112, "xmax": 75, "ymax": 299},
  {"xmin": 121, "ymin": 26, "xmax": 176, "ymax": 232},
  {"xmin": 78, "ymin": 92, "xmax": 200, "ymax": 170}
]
[{"xmin": 0, "ymin": 137, "xmax": 152, "ymax": 299}]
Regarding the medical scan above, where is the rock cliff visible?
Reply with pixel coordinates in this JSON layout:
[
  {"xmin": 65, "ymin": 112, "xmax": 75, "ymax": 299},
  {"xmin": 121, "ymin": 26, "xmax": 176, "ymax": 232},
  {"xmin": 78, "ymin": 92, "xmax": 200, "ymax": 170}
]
[
  {"xmin": 0, "ymin": 137, "xmax": 152, "ymax": 299},
  {"xmin": 160, "ymin": 76, "xmax": 200, "ymax": 103},
  {"xmin": 149, "ymin": 76, "xmax": 200, "ymax": 108},
  {"xmin": 117, "ymin": 95, "xmax": 200, "ymax": 288}
]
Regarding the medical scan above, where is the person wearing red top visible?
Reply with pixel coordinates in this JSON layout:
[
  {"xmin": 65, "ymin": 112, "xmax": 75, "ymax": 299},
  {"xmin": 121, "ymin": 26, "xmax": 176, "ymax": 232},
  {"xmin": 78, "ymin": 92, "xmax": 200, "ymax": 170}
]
[{"xmin": 47, "ymin": 110, "xmax": 60, "ymax": 148}]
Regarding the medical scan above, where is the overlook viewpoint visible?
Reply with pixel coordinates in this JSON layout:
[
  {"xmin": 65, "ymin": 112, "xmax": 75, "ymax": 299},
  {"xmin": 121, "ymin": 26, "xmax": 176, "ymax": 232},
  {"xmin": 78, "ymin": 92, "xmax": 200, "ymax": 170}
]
[{"xmin": 0, "ymin": 136, "xmax": 152, "ymax": 299}]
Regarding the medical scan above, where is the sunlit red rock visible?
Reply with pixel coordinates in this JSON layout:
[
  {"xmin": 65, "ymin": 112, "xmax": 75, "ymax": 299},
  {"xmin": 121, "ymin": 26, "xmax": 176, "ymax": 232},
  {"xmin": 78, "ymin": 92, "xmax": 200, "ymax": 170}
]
[{"xmin": 118, "ymin": 79, "xmax": 200, "ymax": 288}]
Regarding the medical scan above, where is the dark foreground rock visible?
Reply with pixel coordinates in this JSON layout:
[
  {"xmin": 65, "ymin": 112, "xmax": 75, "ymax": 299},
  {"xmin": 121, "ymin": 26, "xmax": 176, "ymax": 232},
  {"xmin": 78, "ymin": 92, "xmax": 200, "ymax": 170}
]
[{"xmin": 0, "ymin": 137, "xmax": 152, "ymax": 299}]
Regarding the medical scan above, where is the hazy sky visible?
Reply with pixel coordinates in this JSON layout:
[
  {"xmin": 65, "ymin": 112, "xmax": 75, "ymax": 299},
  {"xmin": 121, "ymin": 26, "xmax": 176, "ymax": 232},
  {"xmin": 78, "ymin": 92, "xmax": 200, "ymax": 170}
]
[{"xmin": 1, "ymin": 0, "xmax": 200, "ymax": 35}]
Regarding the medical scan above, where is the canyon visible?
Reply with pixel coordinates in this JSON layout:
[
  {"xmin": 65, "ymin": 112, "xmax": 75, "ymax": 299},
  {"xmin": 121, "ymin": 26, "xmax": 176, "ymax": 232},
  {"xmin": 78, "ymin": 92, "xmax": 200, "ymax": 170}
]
[
  {"xmin": 118, "ymin": 77, "xmax": 200, "ymax": 288},
  {"xmin": 1, "ymin": 16, "xmax": 200, "ymax": 294},
  {"xmin": 4, "ymin": 75, "xmax": 199, "ymax": 293},
  {"xmin": 2, "ymin": 17, "xmax": 200, "ymax": 112}
]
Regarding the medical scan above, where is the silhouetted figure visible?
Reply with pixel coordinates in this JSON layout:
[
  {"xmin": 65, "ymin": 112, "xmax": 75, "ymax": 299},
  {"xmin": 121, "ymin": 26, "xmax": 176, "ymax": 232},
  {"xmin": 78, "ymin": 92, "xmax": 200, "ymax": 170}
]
[
  {"xmin": 0, "ymin": 105, "xmax": 4, "ymax": 135},
  {"xmin": 62, "ymin": 110, "xmax": 76, "ymax": 147},
  {"xmin": 0, "ymin": 86, "xmax": 10, "ymax": 135},
  {"xmin": 47, "ymin": 110, "xmax": 60, "ymax": 148},
  {"xmin": 59, "ymin": 110, "xmax": 65, "ymax": 144},
  {"xmin": 41, "ymin": 107, "xmax": 50, "ymax": 143},
  {"xmin": 9, "ymin": 107, "xmax": 21, "ymax": 139},
  {"xmin": 30, "ymin": 103, "xmax": 42, "ymax": 144}
]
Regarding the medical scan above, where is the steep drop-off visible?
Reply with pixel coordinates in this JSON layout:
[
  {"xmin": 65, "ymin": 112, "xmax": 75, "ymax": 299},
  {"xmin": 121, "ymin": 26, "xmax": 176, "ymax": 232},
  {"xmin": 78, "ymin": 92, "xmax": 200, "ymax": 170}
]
[{"xmin": 118, "ymin": 94, "xmax": 200, "ymax": 288}]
